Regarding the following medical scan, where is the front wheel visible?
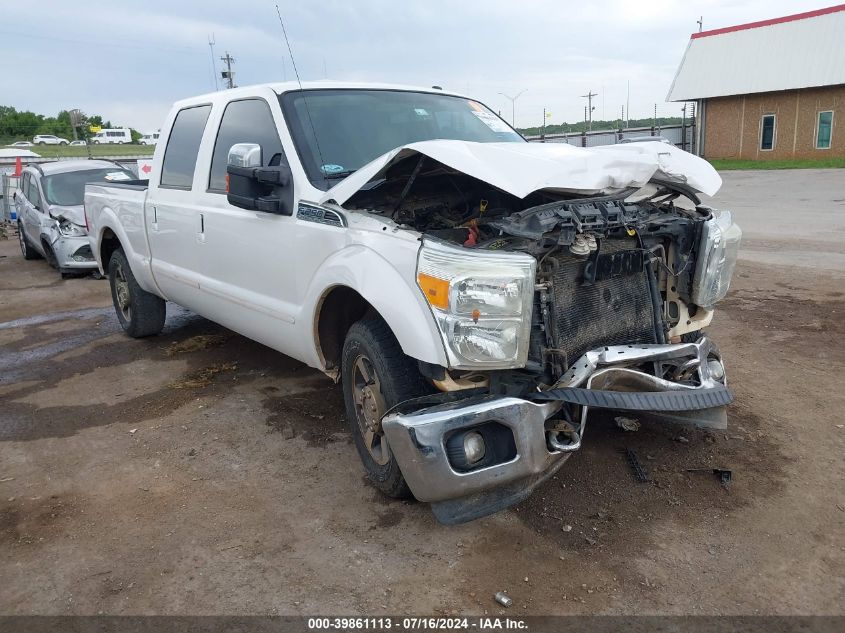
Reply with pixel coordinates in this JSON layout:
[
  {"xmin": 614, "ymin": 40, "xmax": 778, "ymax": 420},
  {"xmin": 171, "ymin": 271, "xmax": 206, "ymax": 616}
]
[
  {"xmin": 108, "ymin": 248, "xmax": 166, "ymax": 337},
  {"xmin": 18, "ymin": 222, "xmax": 40, "ymax": 260},
  {"xmin": 341, "ymin": 315, "xmax": 431, "ymax": 499}
]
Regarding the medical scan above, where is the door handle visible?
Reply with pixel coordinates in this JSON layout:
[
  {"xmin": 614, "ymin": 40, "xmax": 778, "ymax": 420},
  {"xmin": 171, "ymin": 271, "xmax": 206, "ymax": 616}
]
[
  {"xmin": 197, "ymin": 213, "xmax": 206, "ymax": 244},
  {"xmin": 151, "ymin": 205, "xmax": 159, "ymax": 231}
]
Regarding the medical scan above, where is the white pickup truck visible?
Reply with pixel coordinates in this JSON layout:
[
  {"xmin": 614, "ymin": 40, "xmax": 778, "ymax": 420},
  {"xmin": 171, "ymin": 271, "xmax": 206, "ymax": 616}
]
[{"xmin": 85, "ymin": 81, "xmax": 741, "ymax": 524}]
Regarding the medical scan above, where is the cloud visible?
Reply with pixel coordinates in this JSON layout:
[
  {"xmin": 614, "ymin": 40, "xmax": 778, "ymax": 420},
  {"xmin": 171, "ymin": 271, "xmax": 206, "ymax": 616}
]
[{"xmin": 0, "ymin": 0, "xmax": 825, "ymax": 128}]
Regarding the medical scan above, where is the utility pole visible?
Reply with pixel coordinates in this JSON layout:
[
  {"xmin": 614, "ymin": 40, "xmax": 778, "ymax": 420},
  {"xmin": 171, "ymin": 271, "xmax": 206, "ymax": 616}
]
[
  {"xmin": 498, "ymin": 89, "xmax": 527, "ymax": 127},
  {"xmin": 697, "ymin": 16, "xmax": 703, "ymax": 32},
  {"xmin": 220, "ymin": 52, "xmax": 236, "ymax": 89},
  {"xmin": 581, "ymin": 91, "xmax": 597, "ymax": 131}
]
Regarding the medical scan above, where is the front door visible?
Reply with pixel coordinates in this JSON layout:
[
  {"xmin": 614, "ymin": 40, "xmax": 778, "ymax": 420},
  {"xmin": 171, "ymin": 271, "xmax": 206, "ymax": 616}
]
[{"xmin": 190, "ymin": 96, "xmax": 300, "ymax": 356}]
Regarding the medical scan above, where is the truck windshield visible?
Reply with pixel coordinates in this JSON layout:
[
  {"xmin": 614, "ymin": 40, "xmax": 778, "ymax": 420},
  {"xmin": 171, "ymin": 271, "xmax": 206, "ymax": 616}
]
[
  {"xmin": 280, "ymin": 89, "xmax": 524, "ymax": 189},
  {"xmin": 42, "ymin": 168, "xmax": 134, "ymax": 206}
]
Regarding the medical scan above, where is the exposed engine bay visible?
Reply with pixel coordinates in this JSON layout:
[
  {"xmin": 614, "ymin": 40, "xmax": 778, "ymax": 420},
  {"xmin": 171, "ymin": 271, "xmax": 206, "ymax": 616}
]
[{"xmin": 342, "ymin": 155, "xmax": 721, "ymax": 387}]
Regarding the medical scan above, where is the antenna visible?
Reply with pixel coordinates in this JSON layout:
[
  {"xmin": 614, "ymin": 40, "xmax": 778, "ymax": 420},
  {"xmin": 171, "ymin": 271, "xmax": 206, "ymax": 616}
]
[
  {"xmin": 208, "ymin": 34, "xmax": 218, "ymax": 91},
  {"xmin": 275, "ymin": 3, "xmax": 326, "ymax": 173}
]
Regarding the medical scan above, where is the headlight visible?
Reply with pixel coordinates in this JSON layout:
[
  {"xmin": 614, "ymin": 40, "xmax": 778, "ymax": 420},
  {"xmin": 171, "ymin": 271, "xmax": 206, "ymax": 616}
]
[
  {"xmin": 417, "ymin": 238, "xmax": 535, "ymax": 369},
  {"xmin": 691, "ymin": 210, "xmax": 742, "ymax": 308},
  {"xmin": 57, "ymin": 220, "xmax": 86, "ymax": 237}
]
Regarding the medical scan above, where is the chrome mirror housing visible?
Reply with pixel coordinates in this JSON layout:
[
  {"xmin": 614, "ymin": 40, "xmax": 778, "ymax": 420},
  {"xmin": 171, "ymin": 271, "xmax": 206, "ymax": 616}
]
[{"xmin": 228, "ymin": 143, "xmax": 262, "ymax": 168}]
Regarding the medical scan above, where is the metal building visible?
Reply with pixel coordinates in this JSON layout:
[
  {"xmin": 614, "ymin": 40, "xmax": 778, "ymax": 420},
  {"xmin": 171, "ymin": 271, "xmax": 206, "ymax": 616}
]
[{"xmin": 667, "ymin": 4, "xmax": 845, "ymax": 160}]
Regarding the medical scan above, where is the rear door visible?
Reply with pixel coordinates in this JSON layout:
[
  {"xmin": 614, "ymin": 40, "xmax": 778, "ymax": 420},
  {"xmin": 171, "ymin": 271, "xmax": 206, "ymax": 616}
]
[
  {"xmin": 145, "ymin": 104, "xmax": 212, "ymax": 307},
  {"xmin": 19, "ymin": 173, "xmax": 42, "ymax": 251}
]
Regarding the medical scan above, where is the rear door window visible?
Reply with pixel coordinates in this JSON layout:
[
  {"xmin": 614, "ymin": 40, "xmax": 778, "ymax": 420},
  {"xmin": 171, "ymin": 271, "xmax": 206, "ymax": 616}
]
[
  {"xmin": 160, "ymin": 105, "xmax": 212, "ymax": 189},
  {"xmin": 208, "ymin": 99, "xmax": 285, "ymax": 192},
  {"xmin": 20, "ymin": 173, "xmax": 31, "ymax": 201}
]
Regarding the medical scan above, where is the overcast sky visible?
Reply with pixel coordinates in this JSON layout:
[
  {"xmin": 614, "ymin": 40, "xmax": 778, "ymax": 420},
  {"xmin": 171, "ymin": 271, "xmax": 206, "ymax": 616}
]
[{"xmin": 1, "ymin": 0, "xmax": 827, "ymax": 132}]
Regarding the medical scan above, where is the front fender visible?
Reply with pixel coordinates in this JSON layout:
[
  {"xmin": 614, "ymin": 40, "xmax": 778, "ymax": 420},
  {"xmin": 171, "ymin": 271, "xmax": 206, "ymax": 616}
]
[{"xmin": 302, "ymin": 242, "xmax": 447, "ymax": 368}]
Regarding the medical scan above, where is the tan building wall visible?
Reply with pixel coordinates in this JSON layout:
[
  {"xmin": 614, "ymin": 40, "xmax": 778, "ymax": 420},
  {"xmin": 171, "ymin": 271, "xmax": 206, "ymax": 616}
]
[{"xmin": 702, "ymin": 84, "xmax": 844, "ymax": 159}]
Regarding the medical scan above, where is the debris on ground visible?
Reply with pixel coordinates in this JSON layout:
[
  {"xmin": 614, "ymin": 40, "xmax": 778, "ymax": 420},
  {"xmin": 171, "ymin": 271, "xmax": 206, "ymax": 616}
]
[
  {"xmin": 625, "ymin": 448, "xmax": 651, "ymax": 482},
  {"xmin": 128, "ymin": 429, "xmax": 137, "ymax": 435},
  {"xmin": 562, "ymin": 524, "xmax": 572, "ymax": 532},
  {"xmin": 687, "ymin": 468, "xmax": 732, "ymax": 485},
  {"xmin": 169, "ymin": 363, "xmax": 237, "ymax": 389},
  {"xmin": 165, "ymin": 334, "xmax": 228, "ymax": 355},
  {"xmin": 615, "ymin": 416, "xmax": 640, "ymax": 432},
  {"xmin": 494, "ymin": 592, "xmax": 513, "ymax": 608},
  {"xmin": 676, "ymin": 436, "xmax": 690, "ymax": 444}
]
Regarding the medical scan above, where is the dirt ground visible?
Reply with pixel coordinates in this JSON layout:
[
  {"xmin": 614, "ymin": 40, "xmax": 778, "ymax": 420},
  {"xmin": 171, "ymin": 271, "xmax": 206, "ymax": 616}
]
[{"xmin": 1, "ymin": 169, "xmax": 843, "ymax": 615}]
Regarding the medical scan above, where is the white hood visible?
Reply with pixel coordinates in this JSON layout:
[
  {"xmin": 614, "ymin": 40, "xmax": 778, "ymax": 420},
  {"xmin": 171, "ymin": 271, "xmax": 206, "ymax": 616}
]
[{"xmin": 320, "ymin": 140, "xmax": 721, "ymax": 206}]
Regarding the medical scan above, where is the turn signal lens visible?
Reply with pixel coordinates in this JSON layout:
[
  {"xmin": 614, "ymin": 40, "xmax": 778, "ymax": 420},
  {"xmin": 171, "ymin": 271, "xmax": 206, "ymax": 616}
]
[{"xmin": 417, "ymin": 272, "xmax": 449, "ymax": 309}]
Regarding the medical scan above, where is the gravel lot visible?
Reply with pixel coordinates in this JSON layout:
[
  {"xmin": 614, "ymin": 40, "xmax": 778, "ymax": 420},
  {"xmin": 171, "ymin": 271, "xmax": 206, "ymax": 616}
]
[{"xmin": 1, "ymin": 169, "xmax": 843, "ymax": 615}]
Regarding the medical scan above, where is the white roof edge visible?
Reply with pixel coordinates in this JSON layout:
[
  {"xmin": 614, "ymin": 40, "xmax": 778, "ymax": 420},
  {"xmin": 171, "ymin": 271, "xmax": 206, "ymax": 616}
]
[
  {"xmin": 174, "ymin": 81, "xmax": 471, "ymax": 108},
  {"xmin": 665, "ymin": 39, "xmax": 692, "ymax": 102}
]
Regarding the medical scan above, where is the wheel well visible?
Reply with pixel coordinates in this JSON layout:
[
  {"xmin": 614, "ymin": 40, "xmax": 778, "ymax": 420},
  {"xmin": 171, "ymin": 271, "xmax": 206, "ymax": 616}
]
[
  {"xmin": 316, "ymin": 286, "xmax": 373, "ymax": 372},
  {"xmin": 99, "ymin": 229, "xmax": 121, "ymax": 269}
]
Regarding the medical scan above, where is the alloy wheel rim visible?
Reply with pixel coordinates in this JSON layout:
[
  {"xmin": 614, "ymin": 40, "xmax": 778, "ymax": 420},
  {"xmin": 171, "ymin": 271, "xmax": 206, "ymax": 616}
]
[
  {"xmin": 352, "ymin": 354, "xmax": 390, "ymax": 465},
  {"xmin": 114, "ymin": 263, "xmax": 131, "ymax": 321}
]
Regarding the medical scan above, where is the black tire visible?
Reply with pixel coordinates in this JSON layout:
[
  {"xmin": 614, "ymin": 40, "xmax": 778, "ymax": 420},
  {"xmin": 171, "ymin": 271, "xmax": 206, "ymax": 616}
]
[
  {"xmin": 108, "ymin": 248, "xmax": 166, "ymax": 337},
  {"xmin": 18, "ymin": 222, "xmax": 41, "ymax": 260},
  {"xmin": 341, "ymin": 314, "xmax": 431, "ymax": 499},
  {"xmin": 680, "ymin": 331, "xmax": 704, "ymax": 344}
]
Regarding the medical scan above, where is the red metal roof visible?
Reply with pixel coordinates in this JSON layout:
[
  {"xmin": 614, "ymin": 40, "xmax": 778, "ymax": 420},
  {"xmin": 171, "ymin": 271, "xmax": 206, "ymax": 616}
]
[{"xmin": 691, "ymin": 3, "xmax": 845, "ymax": 39}]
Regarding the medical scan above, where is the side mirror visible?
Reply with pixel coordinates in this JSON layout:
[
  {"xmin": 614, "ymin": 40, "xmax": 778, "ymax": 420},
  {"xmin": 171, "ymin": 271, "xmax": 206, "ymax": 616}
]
[
  {"xmin": 228, "ymin": 143, "xmax": 262, "ymax": 168},
  {"xmin": 226, "ymin": 143, "xmax": 292, "ymax": 215}
]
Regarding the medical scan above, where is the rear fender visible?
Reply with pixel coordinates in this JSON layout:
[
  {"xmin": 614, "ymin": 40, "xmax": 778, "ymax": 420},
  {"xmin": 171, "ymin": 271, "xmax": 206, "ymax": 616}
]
[{"xmin": 93, "ymin": 207, "xmax": 161, "ymax": 296}]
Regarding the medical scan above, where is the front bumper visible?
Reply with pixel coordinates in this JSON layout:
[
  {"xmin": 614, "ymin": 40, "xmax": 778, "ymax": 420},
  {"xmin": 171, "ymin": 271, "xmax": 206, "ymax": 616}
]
[
  {"xmin": 48, "ymin": 231, "xmax": 97, "ymax": 271},
  {"xmin": 382, "ymin": 336, "xmax": 731, "ymax": 524}
]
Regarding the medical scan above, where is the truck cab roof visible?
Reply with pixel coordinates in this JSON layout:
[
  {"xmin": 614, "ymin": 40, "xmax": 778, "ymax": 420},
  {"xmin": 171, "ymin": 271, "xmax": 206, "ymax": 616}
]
[{"xmin": 172, "ymin": 81, "xmax": 468, "ymax": 109}]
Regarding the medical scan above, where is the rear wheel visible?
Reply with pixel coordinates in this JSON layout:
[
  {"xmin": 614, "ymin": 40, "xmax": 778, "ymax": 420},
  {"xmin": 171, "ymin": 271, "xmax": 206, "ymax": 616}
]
[
  {"xmin": 18, "ymin": 222, "xmax": 40, "ymax": 260},
  {"xmin": 341, "ymin": 315, "xmax": 430, "ymax": 499},
  {"xmin": 108, "ymin": 248, "xmax": 166, "ymax": 337}
]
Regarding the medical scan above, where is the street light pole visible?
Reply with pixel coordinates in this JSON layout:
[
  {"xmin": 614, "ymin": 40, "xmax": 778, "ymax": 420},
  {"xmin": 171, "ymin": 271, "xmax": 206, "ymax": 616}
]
[{"xmin": 498, "ymin": 89, "xmax": 527, "ymax": 127}]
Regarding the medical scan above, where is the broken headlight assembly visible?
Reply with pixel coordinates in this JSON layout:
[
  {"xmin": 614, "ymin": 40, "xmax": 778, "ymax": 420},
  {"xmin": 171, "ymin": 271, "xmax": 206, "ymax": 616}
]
[
  {"xmin": 416, "ymin": 238, "xmax": 535, "ymax": 370},
  {"xmin": 691, "ymin": 210, "xmax": 742, "ymax": 309},
  {"xmin": 57, "ymin": 220, "xmax": 86, "ymax": 238}
]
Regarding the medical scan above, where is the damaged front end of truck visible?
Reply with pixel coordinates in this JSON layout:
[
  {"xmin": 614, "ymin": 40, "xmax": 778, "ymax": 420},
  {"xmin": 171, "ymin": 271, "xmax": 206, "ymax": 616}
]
[{"xmin": 324, "ymin": 140, "xmax": 742, "ymax": 524}]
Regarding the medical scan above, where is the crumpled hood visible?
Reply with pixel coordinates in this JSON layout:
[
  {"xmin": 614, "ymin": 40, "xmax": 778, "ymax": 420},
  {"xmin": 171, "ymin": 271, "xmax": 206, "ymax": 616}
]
[
  {"xmin": 320, "ymin": 140, "xmax": 721, "ymax": 205},
  {"xmin": 49, "ymin": 205, "xmax": 85, "ymax": 227}
]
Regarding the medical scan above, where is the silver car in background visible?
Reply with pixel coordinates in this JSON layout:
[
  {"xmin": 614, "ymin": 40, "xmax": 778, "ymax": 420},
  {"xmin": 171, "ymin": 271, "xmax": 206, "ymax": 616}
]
[{"xmin": 15, "ymin": 160, "xmax": 136, "ymax": 277}]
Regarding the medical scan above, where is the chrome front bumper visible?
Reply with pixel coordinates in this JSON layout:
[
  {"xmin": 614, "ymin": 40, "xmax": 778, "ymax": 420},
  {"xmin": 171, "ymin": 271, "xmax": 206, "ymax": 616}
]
[{"xmin": 382, "ymin": 337, "xmax": 731, "ymax": 524}]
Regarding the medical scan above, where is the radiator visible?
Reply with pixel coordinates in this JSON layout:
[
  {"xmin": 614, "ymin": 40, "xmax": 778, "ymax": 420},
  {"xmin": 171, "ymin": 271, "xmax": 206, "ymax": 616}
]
[{"xmin": 547, "ymin": 242, "xmax": 658, "ymax": 367}]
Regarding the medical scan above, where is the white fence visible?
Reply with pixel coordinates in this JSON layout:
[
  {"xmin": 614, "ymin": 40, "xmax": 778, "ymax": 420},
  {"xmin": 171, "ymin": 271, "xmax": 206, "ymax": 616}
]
[{"xmin": 525, "ymin": 124, "xmax": 696, "ymax": 151}]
